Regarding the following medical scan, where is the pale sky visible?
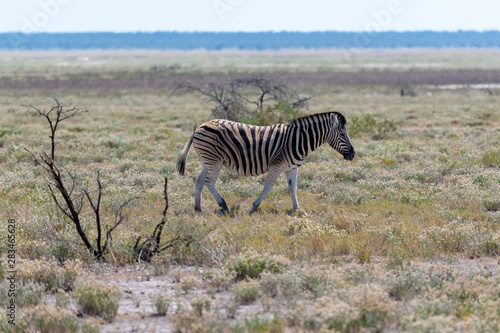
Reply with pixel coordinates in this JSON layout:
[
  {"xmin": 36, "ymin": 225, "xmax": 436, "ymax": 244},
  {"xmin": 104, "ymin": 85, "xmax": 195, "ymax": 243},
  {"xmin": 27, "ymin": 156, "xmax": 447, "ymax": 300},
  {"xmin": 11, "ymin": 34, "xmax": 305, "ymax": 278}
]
[{"xmin": 0, "ymin": 0, "xmax": 499, "ymax": 33}]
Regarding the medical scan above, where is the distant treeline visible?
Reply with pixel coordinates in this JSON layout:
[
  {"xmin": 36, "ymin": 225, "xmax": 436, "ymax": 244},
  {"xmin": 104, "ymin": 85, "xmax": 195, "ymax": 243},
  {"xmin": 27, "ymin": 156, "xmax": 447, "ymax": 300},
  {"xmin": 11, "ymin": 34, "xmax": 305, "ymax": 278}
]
[{"xmin": 1, "ymin": 31, "xmax": 500, "ymax": 50}]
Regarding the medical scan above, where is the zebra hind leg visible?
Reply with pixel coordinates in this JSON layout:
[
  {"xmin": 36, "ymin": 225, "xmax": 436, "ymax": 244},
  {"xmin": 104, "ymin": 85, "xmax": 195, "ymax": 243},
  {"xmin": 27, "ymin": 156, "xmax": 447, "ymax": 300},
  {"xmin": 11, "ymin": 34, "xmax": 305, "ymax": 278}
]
[
  {"xmin": 194, "ymin": 165, "xmax": 208, "ymax": 211},
  {"xmin": 204, "ymin": 164, "xmax": 229, "ymax": 214}
]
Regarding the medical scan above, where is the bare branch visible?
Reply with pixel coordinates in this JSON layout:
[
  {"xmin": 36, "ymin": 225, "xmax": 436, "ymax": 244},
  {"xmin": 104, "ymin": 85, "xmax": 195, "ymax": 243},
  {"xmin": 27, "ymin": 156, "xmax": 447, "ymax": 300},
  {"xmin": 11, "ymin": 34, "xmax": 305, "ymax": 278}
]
[
  {"xmin": 99, "ymin": 196, "xmax": 139, "ymax": 257},
  {"xmin": 24, "ymin": 148, "xmax": 43, "ymax": 168},
  {"xmin": 23, "ymin": 97, "xmax": 88, "ymax": 161},
  {"xmin": 290, "ymin": 97, "xmax": 312, "ymax": 110},
  {"xmin": 47, "ymin": 183, "xmax": 73, "ymax": 221},
  {"xmin": 82, "ymin": 170, "xmax": 104, "ymax": 254},
  {"xmin": 133, "ymin": 178, "xmax": 188, "ymax": 262},
  {"xmin": 174, "ymin": 74, "xmax": 310, "ymax": 124},
  {"xmin": 152, "ymin": 178, "xmax": 169, "ymax": 248}
]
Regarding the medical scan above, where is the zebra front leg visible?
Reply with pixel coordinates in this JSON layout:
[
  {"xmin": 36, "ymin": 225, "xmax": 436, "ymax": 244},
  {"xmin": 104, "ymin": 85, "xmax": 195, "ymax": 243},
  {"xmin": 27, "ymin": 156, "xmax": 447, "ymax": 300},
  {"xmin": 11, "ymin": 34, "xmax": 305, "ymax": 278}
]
[
  {"xmin": 204, "ymin": 164, "xmax": 229, "ymax": 213},
  {"xmin": 285, "ymin": 169, "xmax": 299, "ymax": 211},
  {"xmin": 194, "ymin": 165, "xmax": 208, "ymax": 211},
  {"xmin": 286, "ymin": 169, "xmax": 307, "ymax": 216},
  {"xmin": 250, "ymin": 167, "xmax": 281, "ymax": 214}
]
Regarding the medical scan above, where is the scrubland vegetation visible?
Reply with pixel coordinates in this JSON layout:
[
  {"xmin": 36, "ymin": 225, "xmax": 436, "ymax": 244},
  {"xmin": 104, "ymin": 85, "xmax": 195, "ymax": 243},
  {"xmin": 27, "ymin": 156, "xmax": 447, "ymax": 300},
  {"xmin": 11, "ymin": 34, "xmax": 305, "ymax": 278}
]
[{"xmin": 0, "ymin": 49, "xmax": 499, "ymax": 332}]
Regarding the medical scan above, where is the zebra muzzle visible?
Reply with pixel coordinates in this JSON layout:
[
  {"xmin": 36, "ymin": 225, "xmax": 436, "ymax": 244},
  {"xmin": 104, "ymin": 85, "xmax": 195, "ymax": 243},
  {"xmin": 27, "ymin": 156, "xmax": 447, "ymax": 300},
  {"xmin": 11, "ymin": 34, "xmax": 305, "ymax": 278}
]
[{"xmin": 343, "ymin": 149, "xmax": 355, "ymax": 161}]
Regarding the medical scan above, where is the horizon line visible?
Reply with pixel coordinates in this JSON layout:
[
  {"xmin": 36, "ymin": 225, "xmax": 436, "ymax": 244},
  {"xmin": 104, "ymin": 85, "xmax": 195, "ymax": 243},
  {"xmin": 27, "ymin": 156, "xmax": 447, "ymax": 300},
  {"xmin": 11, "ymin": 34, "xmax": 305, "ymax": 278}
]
[{"xmin": 1, "ymin": 29, "xmax": 500, "ymax": 35}]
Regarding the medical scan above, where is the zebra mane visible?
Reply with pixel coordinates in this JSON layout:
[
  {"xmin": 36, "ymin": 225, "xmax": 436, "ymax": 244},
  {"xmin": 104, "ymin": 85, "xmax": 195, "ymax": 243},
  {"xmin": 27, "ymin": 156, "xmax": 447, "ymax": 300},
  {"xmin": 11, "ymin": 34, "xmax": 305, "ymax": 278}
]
[{"xmin": 288, "ymin": 111, "xmax": 346, "ymax": 127}]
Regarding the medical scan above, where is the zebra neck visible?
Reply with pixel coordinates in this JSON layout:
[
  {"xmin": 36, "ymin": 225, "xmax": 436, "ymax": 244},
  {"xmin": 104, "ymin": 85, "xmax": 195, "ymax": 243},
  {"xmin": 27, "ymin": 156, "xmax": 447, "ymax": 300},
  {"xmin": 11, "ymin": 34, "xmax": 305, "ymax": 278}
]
[{"xmin": 289, "ymin": 123, "xmax": 327, "ymax": 161}]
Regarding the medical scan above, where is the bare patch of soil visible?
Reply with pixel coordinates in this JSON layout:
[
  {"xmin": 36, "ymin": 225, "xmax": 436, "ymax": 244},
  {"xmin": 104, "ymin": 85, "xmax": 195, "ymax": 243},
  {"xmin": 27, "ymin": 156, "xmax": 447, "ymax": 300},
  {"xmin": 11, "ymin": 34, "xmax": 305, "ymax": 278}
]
[
  {"xmin": 3, "ymin": 69, "xmax": 500, "ymax": 93},
  {"xmin": 83, "ymin": 256, "xmax": 500, "ymax": 332}
]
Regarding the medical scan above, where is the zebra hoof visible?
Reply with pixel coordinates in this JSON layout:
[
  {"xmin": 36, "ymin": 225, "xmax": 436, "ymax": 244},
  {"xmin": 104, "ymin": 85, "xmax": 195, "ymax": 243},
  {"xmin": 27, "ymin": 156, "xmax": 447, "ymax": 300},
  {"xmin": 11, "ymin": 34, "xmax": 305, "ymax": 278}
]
[
  {"xmin": 249, "ymin": 207, "xmax": 259, "ymax": 215},
  {"xmin": 294, "ymin": 209, "xmax": 308, "ymax": 217},
  {"xmin": 218, "ymin": 206, "xmax": 230, "ymax": 215}
]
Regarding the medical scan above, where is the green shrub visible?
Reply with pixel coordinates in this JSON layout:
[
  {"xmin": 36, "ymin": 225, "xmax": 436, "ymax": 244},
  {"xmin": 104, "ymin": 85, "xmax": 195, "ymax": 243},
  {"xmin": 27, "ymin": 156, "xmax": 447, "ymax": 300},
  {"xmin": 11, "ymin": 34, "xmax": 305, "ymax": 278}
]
[
  {"xmin": 480, "ymin": 150, "xmax": 500, "ymax": 167},
  {"xmin": 304, "ymin": 297, "xmax": 359, "ymax": 332},
  {"xmin": 226, "ymin": 250, "xmax": 289, "ymax": 281},
  {"xmin": 191, "ymin": 294, "xmax": 211, "ymax": 316},
  {"xmin": 259, "ymin": 272, "xmax": 279, "ymax": 298},
  {"xmin": 17, "ymin": 259, "xmax": 82, "ymax": 292},
  {"xmin": 152, "ymin": 294, "xmax": 170, "ymax": 316},
  {"xmin": 407, "ymin": 315, "xmax": 459, "ymax": 333},
  {"xmin": 233, "ymin": 279, "xmax": 260, "ymax": 304},
  {"xmin": 203, "ymin": 269, "xmax": 236, "ymax": 292},
  {"xmin": 17, "ymin": 282, "xmax": 44, "ymax": 307},
  {"xmin": 173, "ymin": 311, "xmax": 226, "ymax": 333},
  {"xmin": 413, "ymin": 299, "xmax": 453, "ymax": 318},
  {"xmin": 349, "ymin": 284, "xmax": 391, "ymax": 330},
  {"xmin": 180, "ymin": 274, "xmax": 198, "ymax": 293},
  {"xmin": 0, "ymin": 309, "xmax": 54, "ymax": 333},
  {"xmin": 56, "ymin": 292, "xmax": 71, "ymax": 308},
  {"xmin": 471, "ymin": 175, "xmax": 487, "ymax": 187},
  {"xmin": 483, "ymin": 200, "xmax": 500, "ymax": 212},
  {"xmin": 81, "ymin": 324, "xmax": 101, "ymax": 333},
  {"xmin": 0, "ymin": 281, "xmax": 44, "ymax": 307},
  {"xmin": 276, "ymin": 270, "xmax": 303, "ymax": 299},
  {"xmin": 30, "ymin": 304, "xmax": 78, "ymax": 333},
  {"xmin": 244, "ymin": 315, "xmax": 285, "ymax": 333},
  {"xmin": 383, "ymin": 267, "xmax": 427, "ymax": 300},
  {"xmin": 0, "ymin": 318, "xmax": 26, "ymax": 333},
  {"xmin": 349, "ymin": 114, "xmax": 397, "ymax": 140},
  {"xmin": 48, "ymin": 240, "xmax": 73, "ymax": 264},
  {"xmin": 419, "ymin": 220, "xmax": 496, "ymax": 255},
  {"xmin": 73, "ymin": 280, "xmax": 122, "ymax": 322}
]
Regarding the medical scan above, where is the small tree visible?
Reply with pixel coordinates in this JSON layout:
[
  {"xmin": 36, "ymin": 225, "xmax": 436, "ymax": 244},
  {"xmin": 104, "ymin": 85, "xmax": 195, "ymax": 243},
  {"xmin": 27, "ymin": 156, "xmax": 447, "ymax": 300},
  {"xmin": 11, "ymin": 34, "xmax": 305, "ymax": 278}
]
[
  {"xmin": 24, "ymin": 97, "xmax": 135, "ymax": 260},
  {"xmin": 175, "ymin": 74, "xmax": 310, "ymax": 125},
  {"xmin": 232, "ymin": 74, "xmax": 310, "ymax": 114},
  {"xmin": 175, "ymin": 80, "xmax": 246, "ymax": 121}
]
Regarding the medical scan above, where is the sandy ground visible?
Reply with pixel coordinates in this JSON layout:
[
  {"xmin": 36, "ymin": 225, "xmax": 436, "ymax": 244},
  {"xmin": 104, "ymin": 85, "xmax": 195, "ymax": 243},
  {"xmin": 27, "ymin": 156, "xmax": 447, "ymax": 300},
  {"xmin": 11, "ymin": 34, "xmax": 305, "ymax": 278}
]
[
  {"xmin": 90, "ymin": 264, "xmax": 182, "ymax": 333},
  {"xmin": 76, "ymin": 256, "xmax": 500, "ymax": 333}
]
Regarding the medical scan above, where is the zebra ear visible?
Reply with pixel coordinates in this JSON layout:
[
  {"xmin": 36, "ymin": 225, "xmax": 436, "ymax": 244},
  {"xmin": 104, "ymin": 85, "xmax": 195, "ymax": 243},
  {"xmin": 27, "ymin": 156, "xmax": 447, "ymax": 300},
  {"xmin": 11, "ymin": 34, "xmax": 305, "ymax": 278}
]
[{"xmin": 330, "ymin": 113, "xmax": 339, "ymax": 127}]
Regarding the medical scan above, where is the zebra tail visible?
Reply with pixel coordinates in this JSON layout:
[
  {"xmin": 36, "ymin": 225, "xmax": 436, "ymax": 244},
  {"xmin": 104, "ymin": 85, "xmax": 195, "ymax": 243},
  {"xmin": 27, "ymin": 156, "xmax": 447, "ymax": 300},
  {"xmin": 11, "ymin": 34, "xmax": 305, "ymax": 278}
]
[{"xmin": 177, "ymin": 135, "xmax": 194, "ymax": 176}]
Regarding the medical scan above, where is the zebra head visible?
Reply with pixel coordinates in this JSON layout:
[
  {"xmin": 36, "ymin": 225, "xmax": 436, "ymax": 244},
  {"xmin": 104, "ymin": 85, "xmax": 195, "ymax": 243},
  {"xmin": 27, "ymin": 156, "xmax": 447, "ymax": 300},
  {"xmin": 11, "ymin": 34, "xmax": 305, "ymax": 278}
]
[{"xmin": 327, "ymin": 112, "xmax": 355, "ymax": 161}]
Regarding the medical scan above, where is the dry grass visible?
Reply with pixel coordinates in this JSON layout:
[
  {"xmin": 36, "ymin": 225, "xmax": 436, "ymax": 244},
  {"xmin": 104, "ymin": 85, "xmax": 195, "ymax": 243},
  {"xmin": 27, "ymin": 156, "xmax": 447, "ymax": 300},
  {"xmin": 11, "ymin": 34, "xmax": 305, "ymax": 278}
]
[{"xmin": 0, "ymin": 49, "xmax": 499, "ymax": 332}]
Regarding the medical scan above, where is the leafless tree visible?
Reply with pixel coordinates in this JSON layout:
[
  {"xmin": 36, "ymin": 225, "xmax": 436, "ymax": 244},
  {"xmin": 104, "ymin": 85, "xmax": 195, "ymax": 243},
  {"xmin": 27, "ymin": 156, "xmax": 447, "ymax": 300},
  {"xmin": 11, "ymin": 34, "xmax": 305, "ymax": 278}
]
[
  {"xmin": 175, "ymin": 74, "xmax": 310, "ymax": 124},
  {"xmin": 175, "ymin": 80, "xmax": 246, "ymax": 121},
  {"xmin": 24, "ymin": 97, "xmax": 136, "ymax": 260},
  {"xmin": 232, "ymin": 74, "xmax": 310, "ymax": 113}
]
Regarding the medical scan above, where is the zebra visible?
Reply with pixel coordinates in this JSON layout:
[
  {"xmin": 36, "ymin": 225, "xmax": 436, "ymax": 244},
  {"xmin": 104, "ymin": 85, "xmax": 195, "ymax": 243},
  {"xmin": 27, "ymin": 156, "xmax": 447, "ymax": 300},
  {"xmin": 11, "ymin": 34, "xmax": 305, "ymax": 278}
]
[{"xmin": 176, "ymin": 111, "xmax": 355, "ymax": 214}]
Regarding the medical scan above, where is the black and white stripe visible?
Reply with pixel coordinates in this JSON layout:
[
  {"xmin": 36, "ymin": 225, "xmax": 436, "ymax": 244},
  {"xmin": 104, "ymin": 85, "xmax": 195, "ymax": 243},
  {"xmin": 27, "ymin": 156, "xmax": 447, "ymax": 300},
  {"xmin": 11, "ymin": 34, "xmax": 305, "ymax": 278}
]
[{"xmin": 177, "ymin": 111, "xmax": 355, "ymax": 214}]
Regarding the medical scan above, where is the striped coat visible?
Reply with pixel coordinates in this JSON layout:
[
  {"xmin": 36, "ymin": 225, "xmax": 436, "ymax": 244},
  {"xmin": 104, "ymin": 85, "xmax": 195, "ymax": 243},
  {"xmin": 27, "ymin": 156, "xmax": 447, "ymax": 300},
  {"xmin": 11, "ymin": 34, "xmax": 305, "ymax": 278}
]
[{"xmin": 177, "ymin": 112, "xmax": 355, "ymax": 214}]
